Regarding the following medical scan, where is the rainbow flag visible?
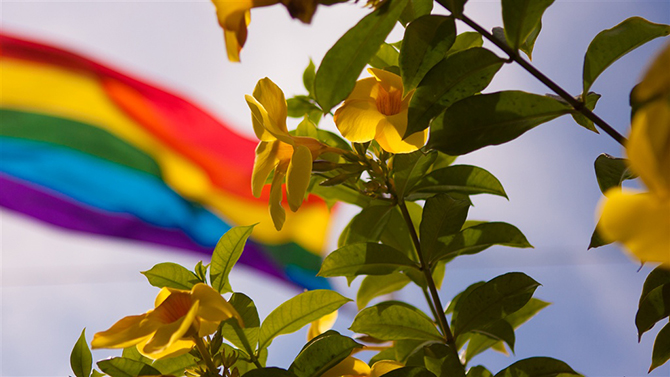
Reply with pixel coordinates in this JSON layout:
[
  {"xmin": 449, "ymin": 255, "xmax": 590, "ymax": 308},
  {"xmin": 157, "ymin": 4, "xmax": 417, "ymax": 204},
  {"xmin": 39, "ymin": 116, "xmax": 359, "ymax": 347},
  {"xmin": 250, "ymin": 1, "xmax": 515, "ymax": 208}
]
[{"xmin": 0, "ymin": 33, "xmax": 332, "ymax": 290}]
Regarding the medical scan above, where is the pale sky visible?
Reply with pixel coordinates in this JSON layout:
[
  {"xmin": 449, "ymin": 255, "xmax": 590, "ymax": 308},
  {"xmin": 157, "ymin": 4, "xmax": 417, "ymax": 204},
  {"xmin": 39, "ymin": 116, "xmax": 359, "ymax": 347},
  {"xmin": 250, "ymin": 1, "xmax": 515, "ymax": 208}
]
[{"xmin": 2, "ymin": 1, "xmax": 670, "ymax": 376}]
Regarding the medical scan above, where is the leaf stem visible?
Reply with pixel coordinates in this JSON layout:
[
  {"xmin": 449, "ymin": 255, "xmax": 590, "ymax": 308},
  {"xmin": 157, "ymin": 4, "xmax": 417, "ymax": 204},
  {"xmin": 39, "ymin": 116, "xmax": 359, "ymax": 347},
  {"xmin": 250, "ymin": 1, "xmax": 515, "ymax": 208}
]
[
  {"xmin": 454, "ymin": 12, "xmax": 627, "ymax": 146},
  {"xmin": 193, "ymin": 336, "xmax": 219, "ymax": 375}
]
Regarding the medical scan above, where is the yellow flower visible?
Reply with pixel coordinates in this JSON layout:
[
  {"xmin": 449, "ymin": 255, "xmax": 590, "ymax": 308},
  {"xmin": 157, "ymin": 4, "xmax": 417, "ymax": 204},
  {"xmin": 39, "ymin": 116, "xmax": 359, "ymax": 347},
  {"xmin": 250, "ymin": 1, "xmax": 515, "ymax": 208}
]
[
  {"xmin": 597, "ymin": 42, "xmax": 670, "ymax": 267},
  {"xmin": 246, "ymin": 77, "xmax": 330, "ymax": 231},
  {"xmin": 334, "ymin": 68, "xmax": 427, "ymax": 154},
  {"xmin": 308, "ymin": 312, "xmax": 403, "ymax": 377},
  {"xmin": 91, "ymin": 283, "xmax": 242, "ymax": 359},
  {"xmin": 211, "ymin": 0, "xmax": 279, "ymax": 62}
]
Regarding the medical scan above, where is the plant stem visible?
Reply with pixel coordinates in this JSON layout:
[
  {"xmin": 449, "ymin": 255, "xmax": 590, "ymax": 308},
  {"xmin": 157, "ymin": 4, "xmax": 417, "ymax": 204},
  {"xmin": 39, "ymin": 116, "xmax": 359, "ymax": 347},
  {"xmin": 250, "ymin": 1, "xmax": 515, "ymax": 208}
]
[
  {"xmin": 193, "ymin": 337, "xmax": 219, "ymax": 375},
  {"xmin": 397, "ymin": 200, "xmax": 457, "ymax": 349},
  {"xmin": 454, "ymin": 12, "xmax": 627, "ymax": 146}
]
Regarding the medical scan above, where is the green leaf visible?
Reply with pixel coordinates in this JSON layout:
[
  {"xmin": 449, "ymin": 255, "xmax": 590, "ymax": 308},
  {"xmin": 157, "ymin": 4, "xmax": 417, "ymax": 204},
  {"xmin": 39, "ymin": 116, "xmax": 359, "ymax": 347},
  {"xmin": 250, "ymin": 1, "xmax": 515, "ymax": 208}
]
[
  {"xmin": 91, "ymin": 370, "xmax": 105, "ymax": 377},
  {"xmin": 351, "ymin": 302, "xmax": 443, "ymax": 341},
  {"xmin": 422, "ymin": 343, "xmax": 465, "ymax": 377},
  {"xmin": 97, "ymin": 357, "xmax": 161, "ymax": 377},
  {"xmin": 141, "ymin": 262, "xmax": 198, "ymax": 290},
  {"xmin": 121, "ymin": 346, "xmax": 152, "ymax": 364},
  {"xmin": 651, "ymin": 322, "xmax": 670, "ymax": 372},
  {"xmin": 407, "ymin": 165, "xmax": 507, "ymax": 201},
  {"xmin": 494, "ymin": 357, "xmax": 581, "ymax": 377},
  {"xmin": 370, "ymin": 347, "xmax": 399, "ymax": 365},
  {"xmin": 210, "ymin": 225, "xmax": 256, "ymax": 293},
  {"xmin": 338, "ymin": 203, "xmax": 396, "ymax": 246},
  {"xmin": 446, "ymin": 281, "xmax": 485, "ymax": 314},
  {"xmin": 289, "ymin": 331, "xmax": 363, "ymax": 377},
  {"xmin": 151, "ymin": 353, "xmax": 198, "ymax": 375},
  {"xmin": 314, "ymin": 0, "xmax": 409, "ymax": 113},
  {"xmin": 357, "ymin": 273, "xmax": 412, "ymax": 310},
  {"xmin": 428, "ymin": 91, "xmax": 572, "ymax": 155},
  {"xmin": 467, "ymin": 366, "xmax": 493, "ymax": 377},
  {"xmin": 593, "ymin": 154, "xmax": 637, "ymax": 194},
  {"xmin": 640, "ymin": 267, "xmax": 670, "ymax": 305},
  {"xmin": 435, "ymin": 0, "xmax": 468, "ymax": 17},
  {"xmin": 587, "ymin": 225, "xmax": 611, "ymax": 249},
  {"xmin": 431, "ymin": 222, "xmax": 533, "ymax": 264},
  {"xmin": 381, "ymin": 202, "xmax": 422, "ymax": 258},
  {"xmin": 71, "ymin": 328, "xmax": 92, "ymax": 377},
  {"xmin": 501, "ymin": 0, "xmax": 555, "ymax": 51},
  {"xmin": 636, "ymin": 283, "xmax": 670, "ymax": 340},
  {"xmin": 420, "ymin": 194, "xmax": 470, "ymax": 261},
  {"xmin": 221, "ymin": 292, "xmax": 261, "ymax": 354},
  {"xmin": 383, "ymin": 366, "xmax": 437, "ymax": 377},
  {"xmin": 258, "ymin": 290, "xmax": 351, "ymax": 350},
  {"xmin": 393, "ymin": 150, "xmax": 438, "ymax": 199},
  {"xmin": 445, "ymin": 32, "xmax": 483, "ymax": 58},
  {"xmin": 243, "ymin": 368, "xmax": 297, "ymax": 377},
  {"xmin": 452, "ymin": 272, "xmax": 540, "ymax": 337},
  {"xmin": 465, "ymin": 319, "xmax": 515, "ymax": 356},
  {"xmin": 570, "ymin": 92, "xmax": 600, "ymax": 132},
  {"xmin": 318, "ymin": 242, "xmax": 420, "ymax": 279},
  {"xmin": 303, "ymin": 59, "xmax": 316, "ymax": 97},
  {"xmin": 400, "ymin": 15, "xmax": 456, "ymax": 93},
  {"xmin": 369, "ymin": 43, "xmax": 400, "ymax": 69},
  {"xmin": 519, "ymin": 21, "xmax": 542, "ymax": 60},
  {"xmin": 407, "ymin": 47, "xmax": 504, "ymax": 135},
  {"xmin": 399, "ymin": 0, "xmax": 434, "ymax": 26},
  {"xmin": 287, "ymin": 96, "xmax": 321, "ymax": 118},
  {"xmin": 583, "ymin": 17, "xmax": 670, "ymax": 95}
]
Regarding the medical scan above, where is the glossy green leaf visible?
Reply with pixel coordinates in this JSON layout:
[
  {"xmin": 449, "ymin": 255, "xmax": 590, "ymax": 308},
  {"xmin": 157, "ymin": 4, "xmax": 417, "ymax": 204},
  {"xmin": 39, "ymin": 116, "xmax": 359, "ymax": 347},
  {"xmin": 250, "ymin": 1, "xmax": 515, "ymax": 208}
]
[
  {"xmin": 303, "ymin": 59, "xmax": 316, "ymax": 97},
  {"xmin": 407, "ymin": 165, "xmax": 507, "ymax": 201},
  {"xmin": 493, "ymin": 357, "xmax": 581, "ymax": 377},
  {"xmin": 435, "ymin": 0, "xmax": 468, "ymax": 17},
  {"xmin": 583, "ymin": 17, "xmax": 670, "ymax": 95},
  {"xmin": 91, "ymin": 370, "xmax": 105, "ymax": 377},
  {"xmin": 97, "ymin": 357, "xmax": 160, "ymax": 377},
  {"xmin": 422, "ymin": 343, "xmax": 465, "ymax": 377},
  {"xmin": 221, "ymin": 292, "xmax": 260, "ymax": 354},
  {"xmin": 467, "ymin": 366, "xmax": 493, "ymax": 377},
  {"xmin": 338, "ymin": 203, "xmax": 396, "ymax": 246},
  {"xmin": 314, "ymin": 0, "xmax": 409, "ymax": 112},
  {"xmin": 357, "ymin": 273, "xmax": 412, "ymax": 310},
  {"xmin": 393, "ymin": 150, "xmax": 438, "ymax": 199},
  {"xmin": 650, "ymin": 322, "xmax": 670, "ymax": 372},
  {"xmin": 420, "ymin": 194, "xmax": 470, "ymax": 260},
  {"xmin": 519, "ymin": 21, "xmax": 542, "ymax": 60},
  {"xmin": 636, "ymin": 283, "xmax": 670, "ymax": 340},
  {"xmin": 71, "ymin": 328, "xmax": 92, "ymax": 377},
  {"xmin": 287, "ymin": 96, "xmax": 321, "ymax": 118},
  {"xmin": 395, "ymin": 339, "xmax": 433, "ymax": 363},
  {"xmin": 289, "ymin": 331, "xmax": 363, "ymax": 377},
  {"xmin": 570, "ymin": 92, "xmax": 600, "ymax": 132},
  {"xmin": 141, "ymin": 262, "xmax": 198, "ymax": 290},
  {"xmin": 243, "ymin": 367, "xmax": 297, "ymax": 377},
  {"xmin": 452, "ymin": 272, "xmax": 540, "ymax": 337},
  {"xmin": 258, "ymin": 290, "xmax": 351, "ymax": 350},
  {"xmin": 431, "ymin": 222, "xmax": 533, "ymax": 264},
  {"xmin": 381, "ymin": 201, "xmax": 422, "ymax": 259},
  {"xmin": 593, "ymin": 154, "xmax": 636, "ymax": 194},
  {"xmin": 407, "ymin": 47, "xmax": 504, "ymax": 135},
  {"xmin": 121, "ymin": 346, "xmax": 151, "ymax": 364},
  {"xmin": 383, "ymin": 366, "xmax": 437, "ymax": 377},
  {"xmin": 318, "ymin": 242, "xmax": 420, "ymax": 278},
  {"xmin": 501, "ymin": 0, "xmax": 554, "ymax": 51},
  {"xmin": 400, "ymin": 15, "xmax": 456, "ymax": 93},
  {"xmin": 210, "ymin": 225, "xmax": 255, "ymax": 293},
  {"xmin": 446, "ymin": 281, "xmax": 485, "ymax": 314},
  {"xmin": 640, "ymin": 267, "xmax": 670, "ymax": 305},
  {"xmin": 351, "ymin": 302, "xmax": 443, "ymax": 341},
  {"xmin": 428, "ymin": 91, "xmax": 572, "ymax": 155},
  {"xmin": 446, "ymin": 32, "xmax": 483, "ymax": 58},
  {"xmin": 399, "ymin": 0, "xmax": 434, "ymax": 26},
  {"xmin": 465, "ymin": 320, "xmax": 515, "ymax": 358},
  {"xmin": 151, "ymin": 353, "xmax": 197, "ymax": 375},
  {"xmin": 370, "ymin": 347, "xmax": 398, "ymax": 365},
  {"xmin": 369, "ymin": 43, "xmax": 400, "ymax": 69}
]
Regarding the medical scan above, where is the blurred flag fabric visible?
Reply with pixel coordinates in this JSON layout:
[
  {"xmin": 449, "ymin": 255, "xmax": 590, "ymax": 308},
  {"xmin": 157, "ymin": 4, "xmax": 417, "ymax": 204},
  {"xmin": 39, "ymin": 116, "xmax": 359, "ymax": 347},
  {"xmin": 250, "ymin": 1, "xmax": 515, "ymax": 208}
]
[{"xmin": 0, "ymin": 33, "xmax": 332, "ymax": 290}]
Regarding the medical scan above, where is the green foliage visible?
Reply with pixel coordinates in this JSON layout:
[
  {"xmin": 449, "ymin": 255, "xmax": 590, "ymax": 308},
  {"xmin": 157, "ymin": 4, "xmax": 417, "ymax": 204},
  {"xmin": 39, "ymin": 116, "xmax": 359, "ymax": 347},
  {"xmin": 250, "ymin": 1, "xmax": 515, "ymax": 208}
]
[
  {"xmin": 651, "ymin": 322, "xmax": 670, "ymax": 372},
  {"xmin": 71, "ymin": 329, "xmax": 92, "ymax": 377},
  {"xmin": 243, "ymin": 367, "xmax": 297, "ymax": 377},
  {"xmin": 593, "ymin": 153, "xmax": 637, "ymax": 193},
  {"xmin": 428, "ymin": 91, "xmax": 572, "ymax": 155},
  {"xmin": 583, "ymin": 16, "xmax": 670, "ymax": 96},
  {"xmin": 258, "ymin": 290, "xmax": 351, "ymax": 350},
  {"xmin": 421, "ymin": 343, "xmax": 466, "ymax": 377},
  {"xmin": 493, "ymin": 357, "xmax": 581, "ymax": 377},
  {"xmin": 318, "ymin": 242, "xmax": 420, "ymax": 279},
  {"xmin": 419, "ymin": 194, "xmax": 470, "ymax": 260},
  {"xmin": 97, "ymin": 357, "xmax": 161, "ymax": 377},
  {"xmin": 407, "ymin": 165, "xmax": 507, "ymax": 200},
  {"xmin": 393, "ymin": 150, "xmax": 438, "ymax": 200},
  {"xmin": 399, "ymin": 0, "xmax": 433, "ymax": 27},
  {"xmin": 501, "ymin": 0, "xmax": 554, "ymax": 54},
  {"xmin": 636, "ymin": 282, "xmax": 670, "ymax": 340},
  {"xmin": 221, "ymin": 292, "xmax": 261, "ymax": 355},
  {"xmin": 351, "ymin": 301, "xmax": 444, "ymax": 341},
  {"xmin": 151, "ymin": 353, "xmax": 198, "ymax": 375},
  {"xmin": 288, "ymin": 331, "xmax": 362, "ymax": 377},
  {"xmin": 446, "ymin": 32, "xmax": 483, "ymax": 58},
  {"xmin": 369, "ymin": 43, "xmax": 400, "ymax": 70},
  {"xmin": 571, "ymin": 92, "xmax": 601, "ymax": 132},
  {"xmin": 467, "ymin": 366, "xmax": 493, "ymax": 377},
  {"xmin": 141, "ymin": 262, "xmax": 199, "ymax": 290},
  {"xmin": 435, "ymin": 0, "xmax": 468, "ymax": 17},
  {"xmin": 357, "ymin": 273, "xmax": 411, "ymax": 310},
  {"xmin": 210, "ymin": 224, "xmax": 256, "ymax": 293}
]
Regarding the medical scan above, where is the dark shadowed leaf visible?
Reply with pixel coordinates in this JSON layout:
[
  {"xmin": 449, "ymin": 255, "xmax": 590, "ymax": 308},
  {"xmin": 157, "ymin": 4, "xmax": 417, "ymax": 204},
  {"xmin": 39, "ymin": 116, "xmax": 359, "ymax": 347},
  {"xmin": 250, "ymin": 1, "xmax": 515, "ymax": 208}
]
[
  {"xmin": 636, "ymin": 283, "xmax": 670, "ymax": 340},
  {"xmin": 435, "ymin": 0, "xmax": 468, "ymax": 17},
  {"xmin": 243, "ymin": 367, "xmax": 297, "ymax": 377},
  {"xmin": 289, "ymin": 331, "xmax": 363, "ymax": 377},
  {"xmin": 369, "ymin": 43, "xmax": 400, "ymax": 69},
  {"xmin": 351, "ymin": 301, "xmax": 443, "ymax": 341},
  {"xmin": 152, "ymin": 353, "xmax": 198, "ymax": 375},
  {"xmin": 467, "ymin": 366, "xmax": 493, "ymax": 377},
  {"xmin": 420, "ymin": 194, "xmax": 470, "ymax": 260},
  {"xmin": 570, "ymin": 92, "xmax": 600, "ymax": 132},
  {"xmin": 446, "ymin": 32, "xmax": 483, "ymax": 58},
  {"xmin": 594, "ymin": 154, "xmax": 637, "ymax": 193},
  {"xmin": 651, "ymin": 322, "xmax": 670, "ymax": 372},
  {"xmin": 318, "ymin": 242, "xmax": 420, "ymax": 278},
  {"xmin": 494, "ymin": 357, "xmax": 581, "ymax": 377},
  {"xmin": 501, "ymin": 0, "xmax": 554, "ymax": 51},
  {"xmin": 640, "ymin": 267, "xmax": 670, "ymax": 305},
  {"xmin": 399, "ymin": 0, "xmax": 434, "ymax": 26},
  {"xmin": 393, "ymin": 150, "xmax": 438, "ymax": 199}
]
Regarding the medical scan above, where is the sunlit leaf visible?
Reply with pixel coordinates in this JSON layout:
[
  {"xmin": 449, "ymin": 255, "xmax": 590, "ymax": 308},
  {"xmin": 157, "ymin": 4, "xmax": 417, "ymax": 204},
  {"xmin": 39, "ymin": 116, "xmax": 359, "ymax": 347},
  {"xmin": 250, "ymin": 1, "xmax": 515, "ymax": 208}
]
[
  {"xmin": 152, "ymin": 353, "xmax": 197, "ymax": 375},
  {"xmin": 400, "ymin": 15, "xmax": 456, "ymax": 93},
  {"xmin": 357, "ymin": 273, "xmax": 412, "ymax": 310},
  {"xmin": 420, "ymin": 194, "xmax": 470, "ymax": 261},
  {"xmin": 465, "ymin": 320, "xmax": 515, "ymax": 359},
  {"xmin": 287, "ymin": 96, "xmax": 321, "ymax": 118},
  {"xmin": 393, "ymin": 150, "xmax": 438, "ymax": 199},
  {"xmin": 303, "ymin": 59, "xmax": 316, "ymax": 97},
  {"xmin": 407, "ymin": 48, "xmax": 504, "ymax": 135},
  {"xmin": 370, "ymin": 347, "xmax": 399, "ymax": 365},
  {"xmin": 445, "ymin": 32, "xmax": 483, "ymax": 58},
  {"xmin": 121, "ymin": 346, "xmax": 151, "ymax": 364},
  {"xmin": 97, "ymin": 357, "xmax": 160, "ymax": 377},
  {"xmin": 369, "ymin": 43, "xmax": 400, "ymax": 69},
  {"xmin": 399, "ymin": 0, "xmax": 434, "ymax": 26},
  {"xmin": 593, "ymin": 154, "xmax": 636, "ymax": 194},
  {"xmin": 519, "ymin": 21, "xmax": 542, "ymax": 60},
  {"xmin": 221, "ymin": 292, "xmax": 261, "ymax": 354},
  {"xmin": 407, "ymin": 165, "xmax": 507, "ymax": 201},
  {"xmin": 351, "ymin": 301, "xmax": 444, "ymax": 341},
  {"xmin": 211, "ymin": 225, "xmax": 256, "ymax": 293},
  {"xmin": 583, "ymin": 17, "xmax": 670, "ymax": 95},
  {"xmin": 501, "ymin": 0, "xmax": 554, "ymax": 51},
  {"xmin": 650, "ymin": 322, "xmax": 670, "ymax": 372},
  {"xmin": 141, "ymin": 262, "xmax": 198, "ymax": 290},
  {"xmin": 428, "ymin": 91, "xmax": 572, "ymax": 155},
  {"xmin": 493, "ymin": 357, "xmax": 581, "ymax": 377},
  {"xmin": 636, "ymin": 283, "xmax": 670, "ymax": 340},
  {"xmin": 435, "ymin": 0, "xmax": 468, "ymax": 17},
  {"xmin": 258, "ymin": 290, "xmax": 351, "ymax": 350},
  {"xmin": 289, "ymin": 331, "xmax": 363, "ymax": 377},
  {"xmin": 71, "ymin": 328, "xmax": 92, "ymax": 377},
  {"xmin": 318, "ymin": 242, "xmax": 420, "ymax": 279},
  {"xmin": 314, "ymin": 0, "xmax": 409, "ymax": 112},
  {"xmin": 452, "ymin": 273, "xmax": 540, "ymax": 337}
]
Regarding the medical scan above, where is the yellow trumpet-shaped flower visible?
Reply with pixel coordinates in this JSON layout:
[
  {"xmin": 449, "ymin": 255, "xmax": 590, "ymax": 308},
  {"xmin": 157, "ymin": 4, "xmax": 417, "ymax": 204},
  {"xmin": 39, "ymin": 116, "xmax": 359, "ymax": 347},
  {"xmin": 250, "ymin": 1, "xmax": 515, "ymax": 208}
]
[
  {"xmin": 246, "ymin": 77, "xmax": 330, "ymax": 231},
  {"xmin": 597, "ymin": 42, "xmax": 670, "ymax": 267},
  {"xmin": 92, "ymin": 283, "xmax": 242, "ymax": 359},
  {"xmin": 334, "ymin": 68, "xmax": 427, "ymax": 154}
]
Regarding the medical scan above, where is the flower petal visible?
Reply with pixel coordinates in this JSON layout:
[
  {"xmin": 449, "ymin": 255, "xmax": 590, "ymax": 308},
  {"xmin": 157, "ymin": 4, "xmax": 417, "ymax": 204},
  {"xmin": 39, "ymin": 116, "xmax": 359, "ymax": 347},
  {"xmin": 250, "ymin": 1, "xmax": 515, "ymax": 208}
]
[
  {"xmin": 143, "ymin": 301, "xmax": 200, "ymax": 356},
  {"xmin": 307, "ymin": 310, "xmax": 338, "ymax": 341},
  {"xmin": 269, "ymin": 162, "xmax": 288, "ymax": 230},
  {"xmin": 368, "ymin": 67, "xmax": 403, "ymax": 94},
  {"xmin": 137, "ymin": 337, "xmax": 195, "ymax": 360},
  {"xmin": 192, "ymin": 283, "xmax": 244, "ymax": 330},
  {"xmin": 598, "ymin": 189, "xmax": 670, "ymax": 266},
  {"xmin": 347, "ymin": 77, "xmax": 380, "ymax": 101},
  {"xmin": 91, "ymin": 314, "xmax": 157, "ymax": 349},
  {"xmin": 252, "ymin": 141, "xmax": 280, "ymax": 197},
  {"xmin": 322, "ymin": 356, "xmax": 371, "ymax": 377},
  {"xmin": 245, "ymin": 94, "xmax": 279, "ymax": 142},
  {"xmin": 253, "ymin": 78, "xmax": 290, "ymax": 136},
  {"xmin": 334, "ymin": 99, "xmax": 384, "ymax": 143},
  {"xmin": 287, "ymin": 144, "xmax": 313, "ymax": 212},
  {"xmin": 375, "ymin": 110, "xmax": 426, "ymax": 154},
  {"xmin": 369, "ymin": 360, "xmax": 403, "ymax": 377}
]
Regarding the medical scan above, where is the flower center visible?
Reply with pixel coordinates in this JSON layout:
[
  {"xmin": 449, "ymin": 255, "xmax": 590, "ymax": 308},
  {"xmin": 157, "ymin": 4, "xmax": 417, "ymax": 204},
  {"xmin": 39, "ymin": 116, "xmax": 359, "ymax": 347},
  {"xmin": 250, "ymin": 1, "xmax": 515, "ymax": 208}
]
[
  {"xmin": 157, "ymin": 292, "xmax": 193, "ymax": 323},
  {"xmin": 375, "ymin": 84, "xmax": 403, "ymax": 116}
]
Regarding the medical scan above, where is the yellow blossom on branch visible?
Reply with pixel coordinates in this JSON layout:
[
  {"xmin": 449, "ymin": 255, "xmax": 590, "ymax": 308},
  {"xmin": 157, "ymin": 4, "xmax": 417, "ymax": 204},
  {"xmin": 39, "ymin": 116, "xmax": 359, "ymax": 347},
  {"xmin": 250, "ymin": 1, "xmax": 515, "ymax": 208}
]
[
  {"xmin": 597, "ymin": 42, "xmax": 670, "ymax": 267},
  {"xmin": 246, "ymin": 77, "xmax": 332, "ymax": 230},
  {"xmin": 91, "ymin": 283, "xmax": 242, "ymax": 359},
  {"xmin": 334, "ymin": 68, "xmax": 427, "ymax": 154}
]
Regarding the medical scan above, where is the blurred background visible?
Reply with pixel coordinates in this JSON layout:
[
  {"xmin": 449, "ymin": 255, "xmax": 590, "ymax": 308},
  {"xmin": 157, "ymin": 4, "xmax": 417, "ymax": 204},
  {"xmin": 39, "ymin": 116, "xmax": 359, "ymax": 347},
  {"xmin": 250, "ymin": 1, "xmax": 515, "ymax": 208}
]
[{"xmin": 1, "ymin": 0, "xmax": 669, "ymax": 376}]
